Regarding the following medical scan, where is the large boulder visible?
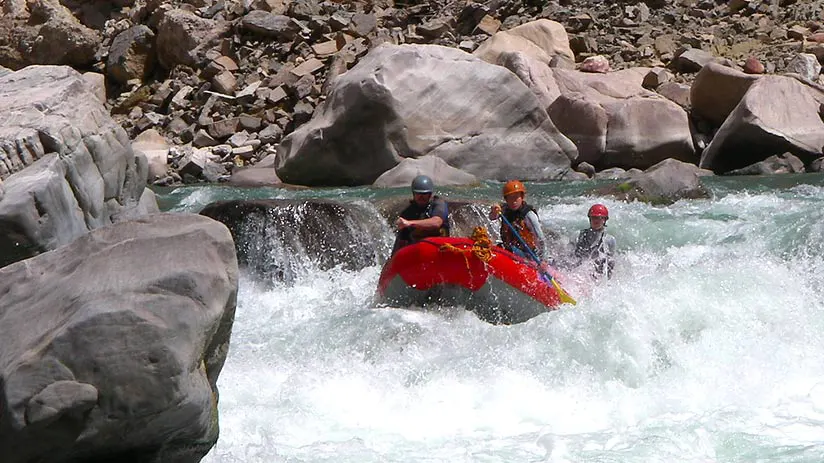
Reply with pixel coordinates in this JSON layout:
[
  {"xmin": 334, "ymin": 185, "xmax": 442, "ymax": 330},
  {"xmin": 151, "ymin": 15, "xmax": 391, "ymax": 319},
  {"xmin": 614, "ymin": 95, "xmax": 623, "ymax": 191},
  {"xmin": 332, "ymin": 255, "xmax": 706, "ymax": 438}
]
[
  {"xmin": 498, "ymin": 51, "xmax": 561, "ymax": 111},
  {"xmin": 0, "ymin": 66, "xmax": 158, "ymax": 268},
  {"xmin": 106, "ymin": 25, "xmax": 157, "ymax": 85},
  {"xmin": 275, "ymin": 44, "xmax": 578, "ymax": 186},
  {"xmin": 474, "ymin": 19, "xmax": 575, "ymax": 66},
  {"xmin": 548, "ymin": 67, "xmax": 697, "ymax": 169},
  {"xmin": 690, "ymin": 62, "xmax": 760, "ymax": 128},
  {"xmin": 155, "ymin": 9, "xmax": 229, "ymax": 70},
  {"xmin": 228, "ymin": 154, "xmax": 281, "ymax": 187},
  {"xmin": 372, "ymin": 155, "xmax": 479, "ymax": 189},
  {"xmin": 0, "ymin": 213, "xmax": 238, "ymax": 463},
  {"xmin": 28, "ymin": 0, "xmax": 100, "ymax": 67},
  {"xmin": 699, "ymin": 75, "xmax": 824, "ymax": 173},
  {"xmin": 200, "ymin": 199, "xmax": 390, "ymax": 282},
  {"xmin": 592, "ymin": 158, "xmax": 713, "ymax": 205},
  {"xmin": 131, "ymin": 128, "xmax": 169, "ymax": 181}
]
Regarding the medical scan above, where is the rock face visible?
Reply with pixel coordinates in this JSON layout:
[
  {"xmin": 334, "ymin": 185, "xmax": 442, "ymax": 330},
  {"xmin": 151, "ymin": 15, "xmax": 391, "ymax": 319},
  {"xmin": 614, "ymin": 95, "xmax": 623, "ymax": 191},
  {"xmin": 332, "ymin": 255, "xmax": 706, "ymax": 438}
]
[
  {"xmin": 699, "ymin": 75, "xmax": 824, "ymax": 173},
  {"xmin": 0, "ymin": 212, "xmax": 239, "ymax": 463},
  {"xmin": 276, "ymin": 44, "xmax": 578, "ymax": 186},
  {"xmin": 690, "ymin": 62, "xmax": 760, "ymax": 128},
  {"xmin": 548, "ymin": 67, "xmax": 697, "ymax": 169},
  {"xmin": 6, "ymin": 0, "xmax": 824, "ymax": 186},
  {"xmin": 0, "ymin": 65, "xmax": 158, "ymax": 268}
]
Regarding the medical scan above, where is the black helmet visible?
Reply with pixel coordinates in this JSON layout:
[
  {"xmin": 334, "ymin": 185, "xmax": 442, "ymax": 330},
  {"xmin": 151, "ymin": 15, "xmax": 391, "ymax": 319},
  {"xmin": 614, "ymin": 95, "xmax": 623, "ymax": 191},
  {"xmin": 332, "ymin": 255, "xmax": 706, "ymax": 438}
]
[{"xmin": 411, "ymin": 175, "xmax": 434, "ymax": 194}]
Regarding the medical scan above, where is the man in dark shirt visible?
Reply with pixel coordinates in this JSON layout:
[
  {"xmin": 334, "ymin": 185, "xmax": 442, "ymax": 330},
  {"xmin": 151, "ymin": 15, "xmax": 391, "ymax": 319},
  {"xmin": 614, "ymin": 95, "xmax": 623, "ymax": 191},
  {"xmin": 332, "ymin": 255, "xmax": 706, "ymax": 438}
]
[{"xmin": 391, "ymin": 175, "xmax": 450, "ymax": 254}]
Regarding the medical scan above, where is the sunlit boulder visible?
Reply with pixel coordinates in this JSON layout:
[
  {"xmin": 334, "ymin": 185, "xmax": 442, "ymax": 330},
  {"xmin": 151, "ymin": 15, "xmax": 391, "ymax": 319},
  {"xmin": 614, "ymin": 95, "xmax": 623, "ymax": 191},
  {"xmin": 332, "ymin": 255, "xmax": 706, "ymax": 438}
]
[
  {"xmin": 0, "ymin": 213, "xmax": 238, "ymax": 462},
  {"xmin": 275, "ymin": 44, "xmax": 578, "ymax": 186}
]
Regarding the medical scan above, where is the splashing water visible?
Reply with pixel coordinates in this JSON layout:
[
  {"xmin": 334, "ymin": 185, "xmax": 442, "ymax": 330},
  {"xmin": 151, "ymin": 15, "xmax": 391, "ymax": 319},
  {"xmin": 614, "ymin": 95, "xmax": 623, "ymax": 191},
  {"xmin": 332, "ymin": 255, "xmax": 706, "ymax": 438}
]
[{"xmin": 178, "ymin": 178, "xmax": 824, "ymax": 462}]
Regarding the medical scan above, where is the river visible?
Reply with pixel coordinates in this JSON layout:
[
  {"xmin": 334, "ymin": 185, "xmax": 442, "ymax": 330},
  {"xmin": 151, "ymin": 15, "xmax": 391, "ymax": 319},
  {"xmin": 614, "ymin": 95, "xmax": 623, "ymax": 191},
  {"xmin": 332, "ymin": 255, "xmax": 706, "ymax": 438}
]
[{"xmin": 160, "ymin": 174, "xmax": 824, "ymax": 462}]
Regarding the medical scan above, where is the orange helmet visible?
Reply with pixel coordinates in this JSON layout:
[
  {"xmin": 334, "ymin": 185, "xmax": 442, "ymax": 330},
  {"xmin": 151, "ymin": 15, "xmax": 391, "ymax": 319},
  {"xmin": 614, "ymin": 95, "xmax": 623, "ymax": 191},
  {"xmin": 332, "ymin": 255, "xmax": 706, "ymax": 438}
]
[
  {"xmin": 588, "ymin": 204, "xmax": 609, "ymax": 218},
  {"xmin": 502, "ymin": 180, "xmax": 526, "ymax": 197}
]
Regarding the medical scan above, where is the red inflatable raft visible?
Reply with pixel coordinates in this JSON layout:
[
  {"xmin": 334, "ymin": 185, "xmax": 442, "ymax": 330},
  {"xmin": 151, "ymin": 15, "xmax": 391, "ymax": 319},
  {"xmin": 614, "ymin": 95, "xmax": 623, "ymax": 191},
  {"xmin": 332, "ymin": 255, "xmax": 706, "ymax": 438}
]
[{"xmin": 376, "ymin": 233, "xmax": 576, "ymax": 324}]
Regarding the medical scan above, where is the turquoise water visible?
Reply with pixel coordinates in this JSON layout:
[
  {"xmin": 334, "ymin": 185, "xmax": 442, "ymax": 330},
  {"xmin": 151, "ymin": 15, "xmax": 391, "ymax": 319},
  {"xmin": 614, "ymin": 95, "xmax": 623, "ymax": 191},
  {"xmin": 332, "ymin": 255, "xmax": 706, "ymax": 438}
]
[{"xmin": 161, "ymin": 174, "xmax": 824, "ymax": 462}]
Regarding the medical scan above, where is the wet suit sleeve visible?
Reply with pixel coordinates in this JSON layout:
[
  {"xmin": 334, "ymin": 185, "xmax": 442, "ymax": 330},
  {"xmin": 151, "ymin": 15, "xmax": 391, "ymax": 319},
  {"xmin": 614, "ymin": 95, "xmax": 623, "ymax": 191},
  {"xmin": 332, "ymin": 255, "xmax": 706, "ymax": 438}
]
[
  {"xmin": 391, "ymin": 203, "xmax": 416, "ymax": 254},
  {"xmin": 604, "ymin": 234, "xmax": 616, "ymax": 257},
  {"xmin": 603, "ymin": 234, "xmax": 616, "ymax": 277},
  {"xmin": 430, "ymin": 199, "xmax": 448, "ymax": 223},
  {"xmin": 573, "ymin": 229, "xmax": 587, "ymax": 260},
  {"xmin": 524, "ymin": 210, "xmax": 547, "ymax": 260}
]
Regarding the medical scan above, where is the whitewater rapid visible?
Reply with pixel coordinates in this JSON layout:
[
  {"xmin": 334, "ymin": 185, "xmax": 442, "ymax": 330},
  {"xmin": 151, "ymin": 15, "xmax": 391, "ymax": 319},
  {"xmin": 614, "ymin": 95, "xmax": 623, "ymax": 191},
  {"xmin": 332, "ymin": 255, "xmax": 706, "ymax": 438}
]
[{"xmin": 188, "ymin": 180, "xmax": 824, "ymax": 462}]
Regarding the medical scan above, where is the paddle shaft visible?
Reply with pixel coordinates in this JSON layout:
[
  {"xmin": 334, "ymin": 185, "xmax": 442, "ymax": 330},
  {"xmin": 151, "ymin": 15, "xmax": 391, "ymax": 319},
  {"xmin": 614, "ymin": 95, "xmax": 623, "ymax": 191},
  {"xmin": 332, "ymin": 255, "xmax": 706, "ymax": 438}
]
[
  {"xmin": 495, "ymin": 213, "xmax": 576, "ymax": 305},
  {"xmin": 498, "ymin": 214, "xmax": 553, "ymax": 279}
]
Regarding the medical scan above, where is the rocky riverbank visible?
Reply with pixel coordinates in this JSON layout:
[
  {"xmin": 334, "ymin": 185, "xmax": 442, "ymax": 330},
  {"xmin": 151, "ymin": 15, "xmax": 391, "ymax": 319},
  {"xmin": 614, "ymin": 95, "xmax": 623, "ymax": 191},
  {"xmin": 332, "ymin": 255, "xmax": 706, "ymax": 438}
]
[
  {"xmin": 2, "ymin": 0, "xmax": 823, "ymax": 188},
  {"xmin": 1, "ymin": 2, "xmax": 823, "ymax": 459}
]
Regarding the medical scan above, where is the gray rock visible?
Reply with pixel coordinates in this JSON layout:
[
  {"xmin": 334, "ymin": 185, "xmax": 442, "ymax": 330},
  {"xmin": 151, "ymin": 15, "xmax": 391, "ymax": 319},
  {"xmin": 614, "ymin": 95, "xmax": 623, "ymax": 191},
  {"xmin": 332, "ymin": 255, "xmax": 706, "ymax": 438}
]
[
  {"xmin": 372, "ymin": 155, "xmax": 479, "ymax": 188},
  {"xmin": 576, "ymin": 161, "xmax": 596, "ymax": 176},
  {"xmin": 656, "ymin": 81, "xmax": 691, "ymax": 109},
  {"xmin": 690, "ymin": 62, "xmax": 759, "ymax": 128},
  {"xmin": 25, "ymin": 380, "xmax": 98, "ymax": 426},
  {"xmin": 276, "ymin": 44, "xmax": 577, "ymax": 186},
  {"xmin": 0, "ymin": 212, "xmax": 238, "ymax": 463},
  {"xmin": 786, "ymin": 53, "xmax": 822, "ymax": 82},
  {"xmin": 593, "ymin": 167, "xmax": 632, "ymax": 179},
  {"xmin": 106, "ymin": 25, "xmax": 156, "ymax": 85},
  {"xmin": 229, "ymin": 155, "xmax": 281, "ymax": 187},
  {"xmin": 155, "ymin": 9, "xmax": 228, "ymax": 70},
  {"xmin": 0, "ymin": 66, "xmax": 157, "ymax": 268},
  {"xmin": 30, "ymin": 0, "xmax": 100, "ymax": 67},
  {"xmin": 672, "ymin": 48, "xmax": 717, "ymax": 73},
  {"xmin": 349, "ymin": 12, "xmax": 377, "ymax": 37},
  {"xmin": 200, "ymin": 199, "xmax": 385, "ymax": 282},
  {"xmin": 700, "ymin": 75, "xmax": 824, "ymax": 173},
  {"xmin": 810, "ymin": 156, "xmax": 824, "ymax": 172},
  {"xmin": 258, "ymin": 124, "xmax": 284, "ymax": 144},
  {"xmin": 593, "ymin": 158, "xmax": 714, "ymax": 205},
  {"xmin": 288, "ymin": 0, "xmax": 321, "ymax": 19},
  {"xmin": 241, "ymin": 11, "xmax": 302, "ymax": 41},
  {"xmin": 642, "ymin": 67, "xmax": 672, "ymax": 89},
  {"xmin": 548, "ymin": 67, "xmax": 697, "ymax": 169},
  {"xmin": 726, "ymin": 152, "xmax": 806, "ymax": 175}
]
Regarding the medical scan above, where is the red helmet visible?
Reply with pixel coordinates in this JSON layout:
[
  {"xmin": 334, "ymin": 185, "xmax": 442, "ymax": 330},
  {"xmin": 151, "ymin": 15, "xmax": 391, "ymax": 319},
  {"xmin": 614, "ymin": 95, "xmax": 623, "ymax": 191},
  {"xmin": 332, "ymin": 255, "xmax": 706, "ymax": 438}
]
[
  {"xmin": 502, "ymin": 180, "xmax": 526, "ymax": 197},
  {"xmin": 588, "ymin": 204, "xmax": 609, "ymax": 218}
]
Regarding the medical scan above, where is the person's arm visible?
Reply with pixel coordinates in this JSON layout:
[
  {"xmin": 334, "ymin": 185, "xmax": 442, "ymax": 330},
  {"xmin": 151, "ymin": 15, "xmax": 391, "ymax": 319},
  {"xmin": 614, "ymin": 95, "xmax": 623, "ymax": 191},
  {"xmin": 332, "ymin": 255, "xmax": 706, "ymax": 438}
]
[
  {"xmin": 573, "ymin": 230, "xmax": 587, "ymax": 262},
  {"xmin": 606, "ymin": 234, "xmax": 617, "ymax": 275},
  {"xmin": 489, "ymin": 203, "xmax": 502, "ymax": 220},
  {"xmin": 524, "ymin": 210, "xmax": 547, "ymax": 259},
  {"xmin": 397, "ymin": 199, "xmax": 447, "ymax": 231},
  {"xmin": 604, "ymin": 234, "xmax": 616, "ymax": 257},
  {"xmin": 397, "ymin": 215, "xmax": 443, "ymax": 230}
]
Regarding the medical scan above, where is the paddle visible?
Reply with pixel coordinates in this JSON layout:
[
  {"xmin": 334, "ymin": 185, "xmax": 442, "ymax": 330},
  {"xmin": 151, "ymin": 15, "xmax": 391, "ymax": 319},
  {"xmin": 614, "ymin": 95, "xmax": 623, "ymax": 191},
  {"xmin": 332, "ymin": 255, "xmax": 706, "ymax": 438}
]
[{"xmin": 499, "ymin": 214, "xmax": 577, "ymax": 305}]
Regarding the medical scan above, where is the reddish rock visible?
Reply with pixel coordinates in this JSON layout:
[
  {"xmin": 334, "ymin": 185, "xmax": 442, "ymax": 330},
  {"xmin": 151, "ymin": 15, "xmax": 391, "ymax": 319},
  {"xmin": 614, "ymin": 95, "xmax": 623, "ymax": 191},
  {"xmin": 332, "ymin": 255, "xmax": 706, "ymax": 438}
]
[
  {"xmin": 579, "ymin": 55, "xmax": 610, "ymax": 73},
  {"xmin": 743, "ymin": 56, "xmax": 765, "ymax": 74}
]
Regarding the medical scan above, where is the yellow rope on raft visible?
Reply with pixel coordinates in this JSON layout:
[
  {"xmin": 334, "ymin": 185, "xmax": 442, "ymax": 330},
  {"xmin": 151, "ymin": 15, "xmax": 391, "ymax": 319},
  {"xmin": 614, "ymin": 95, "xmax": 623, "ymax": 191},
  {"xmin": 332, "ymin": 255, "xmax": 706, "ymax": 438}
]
[
  {"xmin": 441, "ymin": 227, "xmax": 577, "ymax": 306},
  {"xmin": 439, "ymin": 227, "xmax": 494, "ymax": 269}
]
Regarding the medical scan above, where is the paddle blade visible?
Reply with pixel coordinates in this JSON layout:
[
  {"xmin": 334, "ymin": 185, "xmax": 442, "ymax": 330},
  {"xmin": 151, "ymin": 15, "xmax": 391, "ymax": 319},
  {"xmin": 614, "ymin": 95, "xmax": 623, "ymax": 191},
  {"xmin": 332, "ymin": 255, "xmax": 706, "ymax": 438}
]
[{"xmin": 552, "ymin": 278, "xmax": 577, "ymax": 305}]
